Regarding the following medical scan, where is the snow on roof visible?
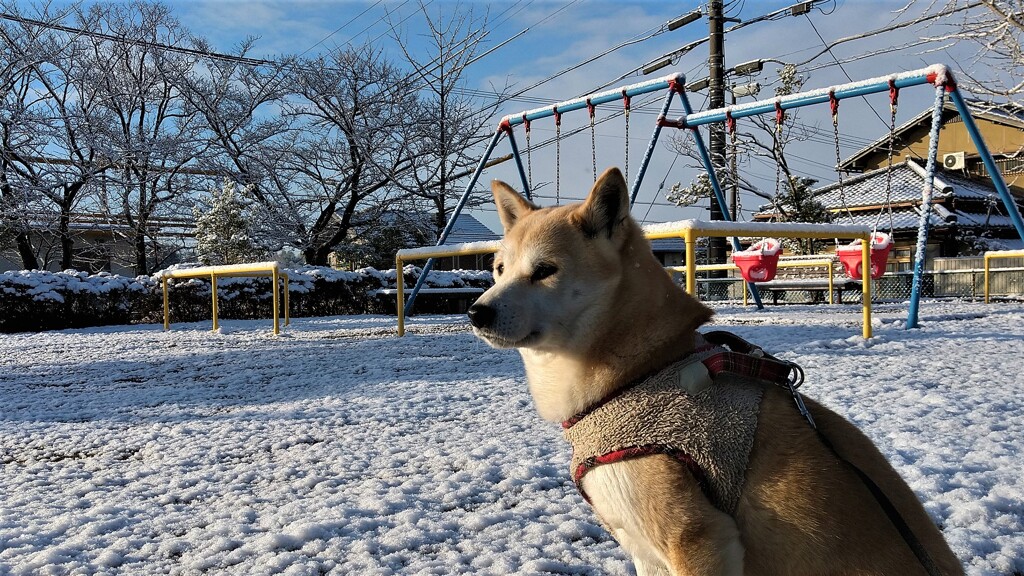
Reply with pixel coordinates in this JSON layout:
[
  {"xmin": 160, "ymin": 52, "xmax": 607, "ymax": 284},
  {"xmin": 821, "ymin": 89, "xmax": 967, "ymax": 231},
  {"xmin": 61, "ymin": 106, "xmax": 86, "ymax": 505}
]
[
  {"xmin": 828, "ymin": 208, "xmax": 948, "ymax": 232},
  {"xmin": 441, "ymin": 214, "xmax": 500, "ymax": 245},
  {"xmin": 761, "ymin": 159, "xmax": 1012, "ymax": 219}
]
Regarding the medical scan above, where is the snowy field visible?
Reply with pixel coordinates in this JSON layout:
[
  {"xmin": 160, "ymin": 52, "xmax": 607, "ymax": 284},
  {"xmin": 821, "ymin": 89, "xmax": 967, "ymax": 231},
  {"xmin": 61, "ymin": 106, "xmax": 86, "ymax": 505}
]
[{"xmin": 1, "ymin": 300, "xmax": 1022, "ymax": 575}]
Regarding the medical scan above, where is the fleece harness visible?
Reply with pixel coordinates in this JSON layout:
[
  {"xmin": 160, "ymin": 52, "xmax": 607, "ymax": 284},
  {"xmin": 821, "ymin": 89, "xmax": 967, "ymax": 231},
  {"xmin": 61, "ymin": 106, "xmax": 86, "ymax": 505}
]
[{"xmin": 561, "ymin": 330, "xmax": 943, "ymax": 576}]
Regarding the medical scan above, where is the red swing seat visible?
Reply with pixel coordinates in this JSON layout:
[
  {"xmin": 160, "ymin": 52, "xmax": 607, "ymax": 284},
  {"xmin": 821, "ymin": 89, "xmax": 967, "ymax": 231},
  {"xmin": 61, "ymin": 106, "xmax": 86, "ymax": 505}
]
[
  {"xmin": 732, "ymin": 238, "xmax": 783, "ymax": 282},
  {"xmin": 836, "ymin": 232, "xmax": 892, "ymax": 280}
]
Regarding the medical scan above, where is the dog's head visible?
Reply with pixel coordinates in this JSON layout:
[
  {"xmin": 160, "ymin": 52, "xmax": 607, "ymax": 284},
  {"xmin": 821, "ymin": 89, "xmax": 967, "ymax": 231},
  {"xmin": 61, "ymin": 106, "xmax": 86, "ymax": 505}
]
[{"xmin": 469, "ymin": 167, "xmax": 645, "ymax": 352}]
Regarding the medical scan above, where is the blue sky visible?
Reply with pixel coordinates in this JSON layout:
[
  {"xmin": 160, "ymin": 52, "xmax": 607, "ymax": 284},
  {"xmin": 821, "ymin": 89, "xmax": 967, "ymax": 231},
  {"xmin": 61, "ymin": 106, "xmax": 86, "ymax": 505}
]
[{"xmin": 161, "ymin": 0, "xmax": 986, "ymax": 230}]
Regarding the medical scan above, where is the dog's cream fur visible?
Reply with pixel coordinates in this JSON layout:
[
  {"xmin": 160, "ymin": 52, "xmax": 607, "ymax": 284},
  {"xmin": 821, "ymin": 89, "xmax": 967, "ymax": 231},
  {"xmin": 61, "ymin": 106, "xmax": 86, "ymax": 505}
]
[{"xmin": 470, "ymin": 167, "xmax": 964, "ymax": 575}]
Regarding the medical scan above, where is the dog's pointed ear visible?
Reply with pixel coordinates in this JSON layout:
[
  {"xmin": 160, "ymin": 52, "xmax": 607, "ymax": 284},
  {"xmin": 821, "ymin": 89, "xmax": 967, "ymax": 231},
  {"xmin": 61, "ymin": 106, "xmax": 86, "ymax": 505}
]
[
  {"xmin": 574, "ymin": 167, "xmax": 631, "ymax": 239},
  {"xmin": 492, "ymin": 180, "xmax": 538, "ymax": 233}
]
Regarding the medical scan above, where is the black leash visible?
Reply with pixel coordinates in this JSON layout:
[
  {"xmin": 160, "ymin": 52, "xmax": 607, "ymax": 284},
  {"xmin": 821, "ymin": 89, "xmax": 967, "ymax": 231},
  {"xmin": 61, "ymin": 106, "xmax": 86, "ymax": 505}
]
[{"xmin": 702, "ymin": 331, "xmax": 944, "ymax": 576}]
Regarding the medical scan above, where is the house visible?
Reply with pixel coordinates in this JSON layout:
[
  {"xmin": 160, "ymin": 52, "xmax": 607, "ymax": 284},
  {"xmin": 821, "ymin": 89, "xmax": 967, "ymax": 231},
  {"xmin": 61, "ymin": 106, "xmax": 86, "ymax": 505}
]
[
  {"xmin": 434, "ymin": 213, "xmax": 501, "ymax": 271},
  {"xmin": 840, "ymin": 99, "xmax": 1023, "ymax": 193},
  {"xmin": 754, "ymin": 98, "xmax": 1024, "ymax": 271},
  {"xmin": 0, "ymin": 212, "xmax": 193, "ymax": 274}
]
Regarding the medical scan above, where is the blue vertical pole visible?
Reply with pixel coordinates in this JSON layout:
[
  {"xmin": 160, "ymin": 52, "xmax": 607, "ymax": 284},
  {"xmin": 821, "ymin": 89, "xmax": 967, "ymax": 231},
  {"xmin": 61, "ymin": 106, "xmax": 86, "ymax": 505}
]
[
  {"xmin": 948, "ymin": 89, "xmax": 1024, "ymax": 241},
  {"xmin": 630, "ymin": 89, "xmax": 677, "ymax": 206},
  {"xmin": 906, "ymin": 85, "xmax": 947, "ymax": 329},
  {"xmin": 505, "ymin": 128, "xmax": 532, "ymax": 201},
  {"xmin": 678, "ymin": 92, "xmax": 765, "ymax": 310},
  {"xmin": 405, "ymin": 128, "xmax": 505, "ymax": 316}
]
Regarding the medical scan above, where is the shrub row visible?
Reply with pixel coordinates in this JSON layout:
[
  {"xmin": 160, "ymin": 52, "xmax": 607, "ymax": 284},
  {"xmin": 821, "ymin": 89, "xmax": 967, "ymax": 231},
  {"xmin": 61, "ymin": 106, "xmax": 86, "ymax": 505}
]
[{"xmin": 0, "ymin": 266, "xmax": 493, "ymax": 333}]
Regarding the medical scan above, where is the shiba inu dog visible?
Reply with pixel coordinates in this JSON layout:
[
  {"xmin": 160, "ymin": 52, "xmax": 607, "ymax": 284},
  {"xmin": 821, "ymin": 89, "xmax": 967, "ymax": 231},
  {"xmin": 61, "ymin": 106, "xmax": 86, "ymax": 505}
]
[{"xmin": 468, "ymin": 167, "xmax": 962, "ymax": 575}]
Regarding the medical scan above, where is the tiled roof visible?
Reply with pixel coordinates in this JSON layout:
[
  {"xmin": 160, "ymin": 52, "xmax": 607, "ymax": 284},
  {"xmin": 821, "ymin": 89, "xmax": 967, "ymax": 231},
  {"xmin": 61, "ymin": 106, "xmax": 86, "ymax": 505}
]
[
  {"xmin": 442, "ymin": 214, "xmax": 500, "ymax": 244},
  {"xmin": 754, "ymin": 158, "xmax": 1023, "ymax": 233},
  {"xmin": 811, "ymin": 163, "xmax": 945, "ymax": 208},
  {"xmin": 805, "ymin": 159, "xmax": 1005, "ymax": 209},
  {"xmin": 829, "ymin": 208, "xmax": 947, "ymax": 232},
  {"xmin": 650, "ymin": 238, "xmax": 687, "ymax": 252}
]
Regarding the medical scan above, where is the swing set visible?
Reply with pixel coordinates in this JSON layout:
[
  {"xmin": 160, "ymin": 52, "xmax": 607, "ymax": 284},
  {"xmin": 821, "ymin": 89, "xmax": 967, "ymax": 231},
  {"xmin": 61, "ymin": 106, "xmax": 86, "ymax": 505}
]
[{"xmin": 400, "ymin": 63, "xmax": 1024, "ymax": 332}]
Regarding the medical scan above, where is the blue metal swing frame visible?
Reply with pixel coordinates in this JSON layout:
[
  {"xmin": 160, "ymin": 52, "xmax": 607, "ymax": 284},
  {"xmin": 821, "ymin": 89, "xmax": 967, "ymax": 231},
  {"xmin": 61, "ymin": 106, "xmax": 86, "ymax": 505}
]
[
  {"xmin": 404, "ymin": 72, "xmax": 767, "ymax": 315},
  {"xmin": 404, "ymin": 64, "xmax": 1024, "ymax": 331}
]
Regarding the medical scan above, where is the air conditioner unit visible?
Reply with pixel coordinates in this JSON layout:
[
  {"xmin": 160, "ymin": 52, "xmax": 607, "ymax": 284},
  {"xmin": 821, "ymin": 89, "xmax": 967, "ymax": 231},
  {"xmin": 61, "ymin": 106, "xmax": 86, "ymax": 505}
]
[{"xmin": 943, "ymin": 151, "xmax": 966, "ymax": 170}]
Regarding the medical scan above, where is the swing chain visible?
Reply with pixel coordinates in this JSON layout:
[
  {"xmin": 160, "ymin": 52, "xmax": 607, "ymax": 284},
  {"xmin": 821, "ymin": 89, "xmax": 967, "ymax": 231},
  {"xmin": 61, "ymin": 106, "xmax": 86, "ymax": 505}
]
[
  {"xmin": 523, "ymin": 114, "xmax": 532, "ymax": 191},
  {"xmin": 882, "ymin": 80, "xmax": 899, "ymax": 237},
  {"xmin": 554, "ymin": 107, "xmax": 562, "ymax": 204},
  {"xmin": 830, "ymin": 91, "xmax": 855, "ymax": 222},
  {"xmin": 587, "ymin": 99, "xmax": 597, "ymax": 182},
  {"xmin": 623, "ymin": 90, "xmax": 631, "ymax": 182}
]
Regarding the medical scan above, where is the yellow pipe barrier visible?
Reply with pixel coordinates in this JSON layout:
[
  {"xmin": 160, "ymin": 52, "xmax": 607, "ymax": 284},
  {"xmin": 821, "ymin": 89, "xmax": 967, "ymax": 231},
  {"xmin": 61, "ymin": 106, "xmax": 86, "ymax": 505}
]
[
  {"xmin": 160, "ymin": 262, "xmax": 290, "ymax": 335},
  {"xmin": 666, "ymin": 258, "xmax": 836, "ymax": 306},
  {"xmin": 983, "ymin": 249, "xmax": 1024, "ymax": 303},
  {"xmin": 643, "ymin": 220, "xmax": 873, "ymax": 338},
  {"xmin": 395, "ymin": 241, "xmax": 502, "ymax": 336},
  {"xmin": 394, "ymin": 221, "xmax": 874, "ymax": 338}
]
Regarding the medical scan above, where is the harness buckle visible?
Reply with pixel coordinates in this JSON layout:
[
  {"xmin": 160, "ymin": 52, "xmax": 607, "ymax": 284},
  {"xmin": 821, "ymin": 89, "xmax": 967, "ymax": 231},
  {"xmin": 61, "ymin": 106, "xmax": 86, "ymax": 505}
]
[{"xmin": 784, "ymin": 362, "xmax": 816, "ymax": 429}]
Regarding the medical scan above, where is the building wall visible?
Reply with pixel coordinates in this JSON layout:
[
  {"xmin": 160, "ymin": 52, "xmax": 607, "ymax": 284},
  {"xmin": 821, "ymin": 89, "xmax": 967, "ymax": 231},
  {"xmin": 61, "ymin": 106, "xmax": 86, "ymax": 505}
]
[{"xmin": 858, "ymin": 118, "xmax": 1023, "ymax": 192}]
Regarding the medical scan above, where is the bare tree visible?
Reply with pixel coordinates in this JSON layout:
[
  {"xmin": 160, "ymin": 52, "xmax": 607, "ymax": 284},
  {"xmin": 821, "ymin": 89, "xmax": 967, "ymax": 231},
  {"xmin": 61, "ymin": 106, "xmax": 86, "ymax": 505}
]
[
  {"xmin": 388, "ymin": 1, "xmax": 507, "ymax": 240},
  {"xmin": 81, "ymin": 1, "xmax": 207, "ymax": 274},
  {"xmin": 0, "ymin": 3, "xmax": 118, "ymax": 270},
  {"xmin": 0, "ymin": 12, "xmax": 43, "ymax": 269},
  {"xmin": 278, "ymin": 44, "xmax": 418, "ymax": 265},
  {"xmin": 176, "ymin": 36, "xmax": 297, "ymax": 255},
  {"xmin": 916, "ymin": 1, "xmax": 1024, "ymax": 100}
]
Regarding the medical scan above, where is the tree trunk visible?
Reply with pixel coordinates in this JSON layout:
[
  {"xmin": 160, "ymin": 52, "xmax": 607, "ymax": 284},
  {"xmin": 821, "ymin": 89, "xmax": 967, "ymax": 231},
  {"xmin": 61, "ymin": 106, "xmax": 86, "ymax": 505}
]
[
  {"xmin": 304, "ymin": 245, "xmax": 330, "ymax": 266},
  {"xmin": 134, "ymin": 228, "xmax": 148, "ymax": 275},
  {"xmin": 15, "ymin": 232, "xmax": 39, "ymax": 270},
  {"xmin": 59, "ymin": 210, "xmax": 74, "ymax": 270}
]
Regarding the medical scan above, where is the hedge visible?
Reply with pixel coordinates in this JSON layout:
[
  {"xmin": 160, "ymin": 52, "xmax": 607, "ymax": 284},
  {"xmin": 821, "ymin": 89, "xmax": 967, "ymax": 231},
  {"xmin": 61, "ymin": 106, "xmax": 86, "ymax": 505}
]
[{"xmin": 0, "ymin": 265, "xmax": 493, "ymax": 333}]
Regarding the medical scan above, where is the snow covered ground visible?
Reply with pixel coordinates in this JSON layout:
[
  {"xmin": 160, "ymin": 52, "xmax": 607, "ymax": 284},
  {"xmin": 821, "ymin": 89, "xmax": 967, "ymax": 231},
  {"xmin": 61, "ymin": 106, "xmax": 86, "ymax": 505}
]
[{"xmin": 1, "ymin": 300, "xmax": 1021, "ymax": 575}]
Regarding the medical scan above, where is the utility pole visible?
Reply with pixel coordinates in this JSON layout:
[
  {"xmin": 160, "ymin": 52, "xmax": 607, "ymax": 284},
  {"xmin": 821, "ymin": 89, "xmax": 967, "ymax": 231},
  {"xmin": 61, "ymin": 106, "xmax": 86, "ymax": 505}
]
[{"xmin": 708, "ymin": 0, "xmax": 728, "ymax": 271}]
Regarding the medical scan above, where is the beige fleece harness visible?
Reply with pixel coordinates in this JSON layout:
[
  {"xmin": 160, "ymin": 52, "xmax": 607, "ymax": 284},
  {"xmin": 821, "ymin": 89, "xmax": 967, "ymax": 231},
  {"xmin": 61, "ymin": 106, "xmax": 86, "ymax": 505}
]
[{"xmin": 561, "ymin": 331, "xmax": 803, "ymax": 515}]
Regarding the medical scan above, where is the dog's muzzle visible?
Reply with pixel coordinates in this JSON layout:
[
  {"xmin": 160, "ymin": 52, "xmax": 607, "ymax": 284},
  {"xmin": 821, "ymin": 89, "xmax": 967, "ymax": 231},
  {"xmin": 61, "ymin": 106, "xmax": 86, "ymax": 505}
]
[{"xmin": 467, "ymin": 303, "xmax": 495, "ymax": 329}]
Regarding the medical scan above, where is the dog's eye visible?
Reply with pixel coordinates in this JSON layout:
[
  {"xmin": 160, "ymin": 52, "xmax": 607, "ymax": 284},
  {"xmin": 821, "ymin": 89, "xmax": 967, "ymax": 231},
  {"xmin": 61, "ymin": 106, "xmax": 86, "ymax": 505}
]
[
  {"xmin": 495, "ymin": 263, "xmax": 504, "ymax": 275},
  {"xmin": 531, "ymin": 263, "xmax": 558, "ymax": 283}
]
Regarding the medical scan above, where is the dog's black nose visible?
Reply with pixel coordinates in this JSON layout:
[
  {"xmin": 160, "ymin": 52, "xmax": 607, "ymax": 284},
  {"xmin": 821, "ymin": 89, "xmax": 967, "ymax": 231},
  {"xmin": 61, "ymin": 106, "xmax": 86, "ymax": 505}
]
[{"xmin": 468, "ymin": 303, "xmax": 496, "ymax": 328}]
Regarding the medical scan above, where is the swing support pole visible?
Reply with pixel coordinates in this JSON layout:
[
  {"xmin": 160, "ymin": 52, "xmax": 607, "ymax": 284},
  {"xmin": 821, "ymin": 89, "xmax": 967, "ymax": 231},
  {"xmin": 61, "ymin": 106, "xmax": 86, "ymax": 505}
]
[
  {"xmin": 503, "ymin": 127, "xmax": 532, "ymax": 201},
  {"xmin": 404, "ymin": 127, "xmax": 506, "ymax": 315},
  {"xmin": 629, "ymin": 88, "xmax": 677, "ymax": 206},
  {"xmin": 676, "ymin": 91, "xmax": 766, "ymax": 310},
  {"xmin": 403, "ymin": 72, "xmax": 688, "ymax": 318}
]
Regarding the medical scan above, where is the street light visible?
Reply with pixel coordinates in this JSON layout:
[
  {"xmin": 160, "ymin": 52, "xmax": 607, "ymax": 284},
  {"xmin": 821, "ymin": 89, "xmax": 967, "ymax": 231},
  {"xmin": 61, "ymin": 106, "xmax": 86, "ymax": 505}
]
[
  {"xmin": 642, "ymin": 57, "xmax": 675, "ymax": 75},
  {"xmin": 686, "ymin": 77, "xmax": 711, "ymax": 92},
  {"xmin": 731, "ymin": 59, "xmax": 764, "ymax": 76},
  {"xmin": 667, "ymin": 9, "xmax": 703, "ymax": 31},
  {"xmin": 730, "ymin": 81, "xmax": 761, "ymax": 98}
]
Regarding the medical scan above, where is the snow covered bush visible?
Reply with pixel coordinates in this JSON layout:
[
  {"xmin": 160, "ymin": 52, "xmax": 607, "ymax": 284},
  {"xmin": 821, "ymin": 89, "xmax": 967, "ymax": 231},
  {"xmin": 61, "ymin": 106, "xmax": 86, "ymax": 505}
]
[
  {"xmin": 0, "ymin": 266, "xmax": 493, "ymax": 332},
  {"xmin": 0, "ymin": 270, "xmax": 157, "ymax": 332},
  {"xmin": 193, "ymin": 181, "xmax": 267, "ymax": 266}
]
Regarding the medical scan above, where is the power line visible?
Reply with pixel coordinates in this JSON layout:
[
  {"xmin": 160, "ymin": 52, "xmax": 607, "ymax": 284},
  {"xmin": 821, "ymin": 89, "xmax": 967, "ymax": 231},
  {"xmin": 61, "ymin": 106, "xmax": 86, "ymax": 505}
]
[
  {"xmin": 0, "ymin": 11, "xmax": 274, "ymax": 67},
  {"xmin": 296, "ymin": 0, "xmax": 384, "ymax": 57}
]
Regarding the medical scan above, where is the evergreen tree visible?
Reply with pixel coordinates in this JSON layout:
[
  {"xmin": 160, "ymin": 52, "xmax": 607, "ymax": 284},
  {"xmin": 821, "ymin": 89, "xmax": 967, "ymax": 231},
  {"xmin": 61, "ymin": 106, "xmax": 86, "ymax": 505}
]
[
  {"xmin": 193, "ymin": 180, "xmax": 266, "ymax": 265},
  {"xmin": 774, "ymin": 176, "xmax": 833, "ymax": 254}
]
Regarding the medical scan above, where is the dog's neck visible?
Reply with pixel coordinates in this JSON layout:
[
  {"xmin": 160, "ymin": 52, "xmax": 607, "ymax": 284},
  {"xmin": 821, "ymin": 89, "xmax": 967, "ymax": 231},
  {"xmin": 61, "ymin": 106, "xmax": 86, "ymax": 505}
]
[{"xmin": 520, "ymin": 231, "xmax": 711, "ymax": 423}]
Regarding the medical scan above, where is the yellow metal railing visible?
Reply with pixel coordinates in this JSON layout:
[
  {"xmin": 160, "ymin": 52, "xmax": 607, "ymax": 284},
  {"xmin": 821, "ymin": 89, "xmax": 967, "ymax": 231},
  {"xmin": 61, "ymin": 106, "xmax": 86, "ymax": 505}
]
[
  {"xmin": 160, "ymin": 262, "xmax": 290, "ymax": 335},
  {"xmin": 395, "ymin": 220, "xmax": 874, "ymax": 338},
  {"xmin": 395, "ymin": 241, "xmax": 501, "ymax": 336},
  {"xmin": 984, "ymin": 249, "xmax": 1024, "ymax": 303},
  {"xmin": 644, "ymin": 220, "xmax": 873, "ymax": 338},
  {"xmin": 666, "ymin": 257, "xmax": 837, "ymax": 306}
]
